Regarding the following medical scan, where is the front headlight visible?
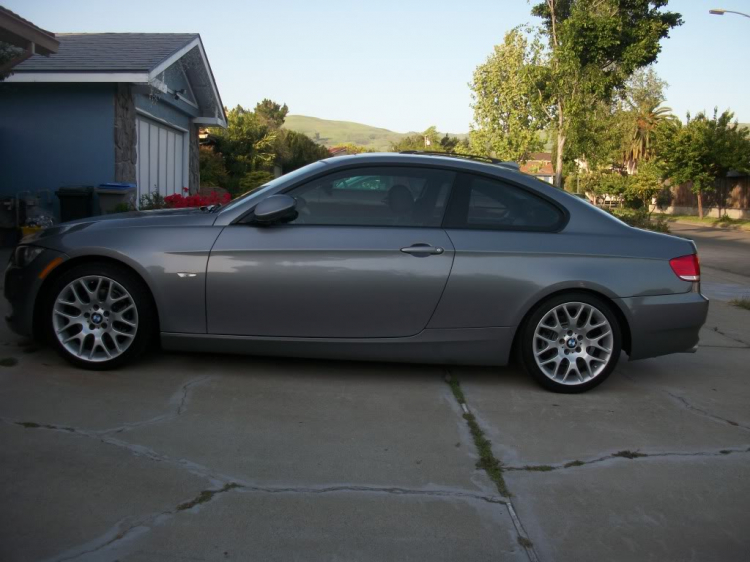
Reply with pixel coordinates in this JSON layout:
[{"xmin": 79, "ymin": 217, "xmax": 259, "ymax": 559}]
[{"xmin": 12, "ymin": 245, "xmax": 45, "ymax": 267}]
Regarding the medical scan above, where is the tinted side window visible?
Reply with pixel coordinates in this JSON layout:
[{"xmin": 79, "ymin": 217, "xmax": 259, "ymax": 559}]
[
  {"xmin": 286, "ymin": 167, "xmax": 455, "ymax": 227},
  {"xmin": 446, "ymin": 175, "xmax": 564, "ymax": 231}
]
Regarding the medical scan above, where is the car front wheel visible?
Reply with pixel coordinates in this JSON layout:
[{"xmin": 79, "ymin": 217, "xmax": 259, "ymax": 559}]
[
  {"xmin": 46, "ymin": 262, "xmax": 155, "ymax": 369},
  {"xmin": 520, "ymin": 293, "xmax": 622, "ymax": 393}
]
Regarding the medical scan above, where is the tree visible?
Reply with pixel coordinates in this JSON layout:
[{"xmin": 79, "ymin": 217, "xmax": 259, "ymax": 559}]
[
  {"xmin": 620, "ymin": 68, "xmax": 674, "ymax": 172},
  {"xmin": 255, "ymin": 98, "xmax": 289, "ymax": 129},
  {"xmin": 390, "ymin": 127, "xmax": 462, "ymax": 153},
  {"xmin": 531, "ymin": 0, "xmax": 682, "ymax": 187},
  {"xmin": 276, "ymin": 129, "xmax": 330, "ymax": 172},
  {"xmin": 209, "ymin": 101, "xmax": 328, "ymax": 194},
  {"xmin": 624, "ymin": 159, "xmax": 664, "ymax": 213},
  {"xmin": 656, "ymin": 109, "xmax": 750, "ymax": 218},
  {"xmin": 468, "ymin": 29, "xmax": 546, "ymax": 162},
  {"xmin": 198, "ymin": 146, "xmax": 229, "ymax": 187}
]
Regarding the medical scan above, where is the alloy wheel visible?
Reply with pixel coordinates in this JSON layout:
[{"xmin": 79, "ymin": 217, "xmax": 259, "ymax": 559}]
[
  {"xmin": 52, "ymin": 275, "xmax": 139, "ymax": 362},
  {"xmin": 532, "ymin": 302, "xmax": 614, "ymax": 385}
]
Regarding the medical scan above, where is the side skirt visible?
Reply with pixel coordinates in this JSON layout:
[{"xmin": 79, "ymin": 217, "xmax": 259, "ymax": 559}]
[{"xmin": 161, "ymin": 327, "xmax": 513, "ymax": 367}]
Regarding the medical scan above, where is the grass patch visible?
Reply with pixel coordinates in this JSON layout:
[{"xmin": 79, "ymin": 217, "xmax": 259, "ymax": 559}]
[
  {"xmin": 612, "ymin": 450, "xmax": 647, "ymax": 459},
  {"xmin": 517, "ymin": 535, "xmax": 534, "ymax": 548},
  {"xmin": 0, "ymin": 357, "xmax": 18, "ymax": 367},
  {"xmin": 176, "ymin": 483, "xmax": 241, "ymax": 511},
  {"xmin": 563, "ymin": 460, "xmax": 585, "ymax": 468},
  {"xmin": 445, "ymin": 373, "xmax": 510, "ymax": 497},
  {"xmin": 659, "ymin": 214, "xmax": 750, "ymax": 231},
  {"xmin": 729, "ymin": 298, "xmax": 750, "ymax": 311},
  {"xmin": 446, "ymin": 375, "xmax": 465, "ymax": 404}
]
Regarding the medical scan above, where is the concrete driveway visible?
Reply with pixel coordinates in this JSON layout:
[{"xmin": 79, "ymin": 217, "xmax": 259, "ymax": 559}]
[{"xmin": 1, "ymin": 235, "xmax": 749, "ymax": 561}]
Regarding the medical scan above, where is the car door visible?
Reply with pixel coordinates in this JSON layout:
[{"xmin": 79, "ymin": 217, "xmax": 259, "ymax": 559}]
[
  {"xmin": 429, "ymin": 172, "xmax": 568, "ymax": 329},
  {"xmin": 206, "ymin": 166, "xmax": 456, "ymax": 338}
]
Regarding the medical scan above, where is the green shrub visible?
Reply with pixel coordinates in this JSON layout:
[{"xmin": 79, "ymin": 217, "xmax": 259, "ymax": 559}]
[{"xmin": 610, "ymin": 208, "xmax": 670, "ymax": 233}]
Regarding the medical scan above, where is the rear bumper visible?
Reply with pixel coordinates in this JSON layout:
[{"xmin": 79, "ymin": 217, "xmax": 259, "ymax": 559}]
[{"xmin": 615, "ymin": 291, "xmax": 709, "ymax": 360}]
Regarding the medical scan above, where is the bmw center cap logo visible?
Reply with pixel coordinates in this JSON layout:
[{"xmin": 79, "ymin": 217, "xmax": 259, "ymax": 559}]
[
  {"xmin": 567, "ymin": 337, "xmax": 577, "ymax": 349},
  {"xmin": 92, "ymin": 313, "xmax": 103, "ymax": 324}
]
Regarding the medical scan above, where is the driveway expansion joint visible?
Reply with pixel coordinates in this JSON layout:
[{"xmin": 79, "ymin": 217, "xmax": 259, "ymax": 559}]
[
  {"xmin": 443, "ymin": 369, "xmax": 540, "ymax": 562},
  {"xmin": 504, "ymin": 446, "xmax": 750, "ymax": 473}
]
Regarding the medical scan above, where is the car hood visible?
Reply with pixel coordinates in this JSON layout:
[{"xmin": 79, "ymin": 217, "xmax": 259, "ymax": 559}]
[{"xmin": 23, "ymin": 208, "xmax": 218, "ymax": 245}]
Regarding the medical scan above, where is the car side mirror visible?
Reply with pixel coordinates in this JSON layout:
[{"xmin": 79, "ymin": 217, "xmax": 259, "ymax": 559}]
[{"xmin": 252, "ymin": 194, "xmax": 298, "ymax": 225}]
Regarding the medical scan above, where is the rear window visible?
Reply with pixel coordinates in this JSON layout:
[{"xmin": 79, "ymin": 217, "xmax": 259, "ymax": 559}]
[{"xmin": 445, "ymin": 175, "xmax": 565, "ymax": 231}]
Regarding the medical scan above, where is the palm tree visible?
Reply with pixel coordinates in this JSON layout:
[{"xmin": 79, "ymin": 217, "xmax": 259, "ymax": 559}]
[{"xmin": 624, "ymin": 104, "xmax": 675, "ymax": 173}]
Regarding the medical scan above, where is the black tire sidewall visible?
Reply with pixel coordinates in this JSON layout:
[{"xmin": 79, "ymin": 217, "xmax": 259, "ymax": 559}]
[
  {"xmin": 520, "ymin": 292, "xmax": 622, "ymax": 393},
  {"xmin": 45, "ymin": 262, "xmax": 155, "ymax": 370}
]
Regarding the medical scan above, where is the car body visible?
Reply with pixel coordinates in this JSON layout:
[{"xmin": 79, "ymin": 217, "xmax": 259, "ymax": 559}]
[{"xmin": 5, "ymin": 153, "xmax": 709, "ymax": 392}]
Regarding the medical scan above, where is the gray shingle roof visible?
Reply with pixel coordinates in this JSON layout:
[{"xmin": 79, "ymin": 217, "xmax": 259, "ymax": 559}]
[{"xmin": 14, "ymin": 33, "xmax": 199, "ymax": 72}]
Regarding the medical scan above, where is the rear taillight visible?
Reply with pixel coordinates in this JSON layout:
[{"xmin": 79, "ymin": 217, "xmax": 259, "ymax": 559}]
[{"xmin": 670, "ymin": 254, "xmax": 700, "ymax": 282}]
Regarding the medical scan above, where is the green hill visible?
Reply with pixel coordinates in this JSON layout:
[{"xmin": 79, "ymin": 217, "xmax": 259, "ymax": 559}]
[{"xmin": 283, "ymin": 115, "xmax": 466, "ymax": 152}]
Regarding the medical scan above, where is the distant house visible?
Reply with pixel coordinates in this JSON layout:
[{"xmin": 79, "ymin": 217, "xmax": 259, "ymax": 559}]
[
  {"xmin": 520, "ymin": 152, "xmax": 554, "ymax": 184},
  {"xmin": 0, "ymin": 33, "xmax": 226, "ymax": 211}
]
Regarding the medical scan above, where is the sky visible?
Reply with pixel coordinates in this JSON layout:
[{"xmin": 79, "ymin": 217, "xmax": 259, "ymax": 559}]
[{"xmin": 7, "ymin": 0, "xmax": 750, "ymax": 133}]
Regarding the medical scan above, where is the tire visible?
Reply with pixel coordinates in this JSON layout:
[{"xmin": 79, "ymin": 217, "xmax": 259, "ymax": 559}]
[
  {"xmin": 519, "ymin": 292, "xmax": 622, "ymax": 393},
  {"xmin": 44, "ymin": 262, "xmax": 156, "ymax": 370}
]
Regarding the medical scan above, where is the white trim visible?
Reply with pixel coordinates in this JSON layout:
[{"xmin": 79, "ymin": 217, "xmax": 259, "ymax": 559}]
[
  {"xmin": 179, "ymin": 62, "xmax": 198, "ymax": 105},
  {"xmin": 149, "ymin": 37, "xmax": 200, "ymax": 79},
  {"xmin": 183, "ymin": 126, "xmax": 190, "ymax": 193},
  {"xmin": 173, "ymin": 92, "xmax": 199, "ymax": 110},
  {"xmin": 5, "ymin": 71, "xmax": 149, "ymax": 83},
  {"xmin": 192, "ymin": 117, "xmax": 225, "ymax": 125},
  {"xmin": 194, "ymin": 39, "xmax": 226, "ymax": 127},
  {"xmin": 148, "ymin": 77, "xmax": 169, "ymax": 94},
  {"xmin": 135, "ymin": 108, "xmax": 189, "ymax": 133}
]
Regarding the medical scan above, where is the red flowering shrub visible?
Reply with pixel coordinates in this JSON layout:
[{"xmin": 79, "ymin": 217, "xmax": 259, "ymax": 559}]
[{"xmin": 164, "ymin": 189, "xmax": 231, "ymax": 208}]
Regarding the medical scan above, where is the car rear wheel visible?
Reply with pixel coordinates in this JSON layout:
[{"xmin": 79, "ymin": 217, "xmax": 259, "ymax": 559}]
[
  {"xmin": 46, "ymin": 262, "xmax": 155, "ymax": 369},
  {"xmin": 520, "ymin": 293, "xmax": 621, "ymax": 393}
]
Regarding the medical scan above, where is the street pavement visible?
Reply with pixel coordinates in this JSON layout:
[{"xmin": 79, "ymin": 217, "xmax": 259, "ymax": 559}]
[{"xmin": 0, "ymin": 226, "xmax": 749, "ymax": 561}]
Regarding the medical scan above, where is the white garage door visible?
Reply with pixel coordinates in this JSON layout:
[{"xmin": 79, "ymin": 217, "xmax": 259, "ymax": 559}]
[{"xmin": 136, "ymin": 116, "xmax": 187, "ymax": 199}]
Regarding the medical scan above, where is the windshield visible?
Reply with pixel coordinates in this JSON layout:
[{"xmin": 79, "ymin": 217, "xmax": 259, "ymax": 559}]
[{"xmin": 219, "ymin": 161, "xmax": 327, "ymax": 214}]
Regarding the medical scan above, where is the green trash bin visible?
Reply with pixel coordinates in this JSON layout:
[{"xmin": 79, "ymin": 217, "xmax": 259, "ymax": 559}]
[
  {"xmin": 96, "ymin": 183, "xmax": 137, "ymax": 214},
  {"xmin": 56, "ymin": 186, "xmax": 94, "ymax": 222}
]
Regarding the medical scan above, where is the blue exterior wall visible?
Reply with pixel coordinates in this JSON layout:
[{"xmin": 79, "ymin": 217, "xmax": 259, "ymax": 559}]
[{"xmin": 0, "ymin": 83, "xmax": 116, "ymax": 212}]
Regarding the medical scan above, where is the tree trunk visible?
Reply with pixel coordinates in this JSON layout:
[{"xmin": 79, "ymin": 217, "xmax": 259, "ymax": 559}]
[
  {"xmin": 697, "ymin": 189, "xmax": 704, "ymax": 219},
  {"xmin": 555, "ymin": 132, "xmax": 565, "ymax": 189}
]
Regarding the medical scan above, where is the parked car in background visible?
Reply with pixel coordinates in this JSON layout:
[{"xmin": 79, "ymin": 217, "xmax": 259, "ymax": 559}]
[{"xmin": 5, "ymin": 153, "xmax": 708, "ymax": 393}]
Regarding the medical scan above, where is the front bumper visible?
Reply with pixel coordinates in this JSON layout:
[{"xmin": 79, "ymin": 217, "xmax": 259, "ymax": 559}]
[
  {"xmin": 616, "ymin": 291, "xmax": 709, "ymax": 360},
  {"xmin": 4, "ymin": 248, "xmax": 67, "ymax": 338}
]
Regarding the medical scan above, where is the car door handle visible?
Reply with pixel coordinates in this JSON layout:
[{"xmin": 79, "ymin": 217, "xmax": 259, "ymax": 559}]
[{"xmin": 401, "ymin": 244, "xmax": 445, "ymax": 256}]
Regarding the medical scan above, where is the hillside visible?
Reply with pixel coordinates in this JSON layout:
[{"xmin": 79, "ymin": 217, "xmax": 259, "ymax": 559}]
[{"xmin": 282, "ymin": 115, "xmax": 466, "ymax": 152}]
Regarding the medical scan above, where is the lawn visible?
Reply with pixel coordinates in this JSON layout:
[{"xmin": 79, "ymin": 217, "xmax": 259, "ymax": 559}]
[{"xmin": 656, "ymin": 214, "xmax": 750, "ymax": 232}]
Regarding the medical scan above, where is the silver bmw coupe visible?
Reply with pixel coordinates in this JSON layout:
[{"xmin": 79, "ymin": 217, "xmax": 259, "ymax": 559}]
[{"xmin": 5, "ymin": 153, "xmax": 708, "ymax": 392}]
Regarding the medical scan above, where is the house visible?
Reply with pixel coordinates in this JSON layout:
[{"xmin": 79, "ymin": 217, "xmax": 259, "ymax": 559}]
[
  {"xmin": 520, "ymin": 152, "xmax": 554, "ymax": 184},
  {"xmin": 0, "ymin": 32, "xmax": 226, "ymax": 215}
]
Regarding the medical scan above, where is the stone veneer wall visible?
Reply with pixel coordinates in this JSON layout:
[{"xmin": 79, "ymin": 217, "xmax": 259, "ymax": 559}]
[
  {"xmin": 189, "ymin": 123, "xmax": 200, "ymax": 193},
  {"xmin": 114, "ymin": 83, "xmax": 137, "ymax": 183}
]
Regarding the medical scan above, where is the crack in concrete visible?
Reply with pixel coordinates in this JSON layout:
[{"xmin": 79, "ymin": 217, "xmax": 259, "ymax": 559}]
[
  {"xmin": 504, "ymin": 446, "xmax": 750, "ymax": 473},
  {"xmin": 234, "ymin": 483, "xmax": 508, "ymax": 505},
  {"xmin": 665, "ymin": 391, "xmax": 750, "ymax": 432},
  {"xmin": 618, "ymin": 372, "xmax": 750, "ymax": 432},
  {"xmin": 443, "ymin": 369, "xmax": 540, "ymax": 562},
  {"xmin": 47, "ymin": 482, "xmax": 242, "ymax": 562},
  {"xmin": 100, "ymin": 375, "xmax": 212, "ymax": 435},
  {"xmin": 708, "ymin": 325, "xmax": 750, "ymax": 347}
]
